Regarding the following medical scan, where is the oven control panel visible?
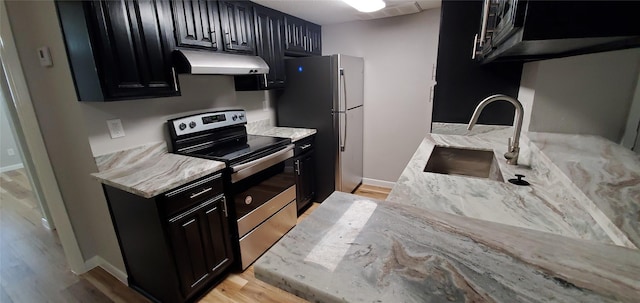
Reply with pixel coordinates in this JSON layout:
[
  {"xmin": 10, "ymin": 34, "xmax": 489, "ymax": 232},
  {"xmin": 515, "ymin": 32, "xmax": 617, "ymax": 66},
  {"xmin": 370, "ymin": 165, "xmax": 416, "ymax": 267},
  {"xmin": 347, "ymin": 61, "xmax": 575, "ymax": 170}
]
[{"xmin": 169, "ymin": 110, "xmax": 246, "ymax": 137}]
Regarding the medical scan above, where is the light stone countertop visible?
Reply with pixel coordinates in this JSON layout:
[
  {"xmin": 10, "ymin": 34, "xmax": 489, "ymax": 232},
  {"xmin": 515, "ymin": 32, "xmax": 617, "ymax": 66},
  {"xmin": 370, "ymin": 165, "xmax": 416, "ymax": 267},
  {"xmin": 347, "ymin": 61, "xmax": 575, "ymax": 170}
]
[
  {"xmin": 388, "ymin": 126, "xmax": 638, "ymax": 248},
  {"xmin": 91, "ymin": 142, "xmax": 225, "ymax": 198},
  {"xmin": 527, "ymin": 132, "xmax": 640, "ymax": 248},
  {"xmin": 246, "ymin": 119, "xmax": 316, "ymax": 142},
  {"xmin": 255, "ymin": 191, "xmax": 640, "ymax": 303}
]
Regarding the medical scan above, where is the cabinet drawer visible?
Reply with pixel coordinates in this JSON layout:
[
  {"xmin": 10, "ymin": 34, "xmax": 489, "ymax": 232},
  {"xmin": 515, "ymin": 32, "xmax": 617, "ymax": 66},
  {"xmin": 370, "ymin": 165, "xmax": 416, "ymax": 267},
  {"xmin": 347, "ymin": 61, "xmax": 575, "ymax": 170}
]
[
  {"xmin": 162, "ymin": 173, "xmax": 224, "ymax": 217},
  {"xmin": 294, "ymin": 136, "xmax": 314, "ymax": 156}
]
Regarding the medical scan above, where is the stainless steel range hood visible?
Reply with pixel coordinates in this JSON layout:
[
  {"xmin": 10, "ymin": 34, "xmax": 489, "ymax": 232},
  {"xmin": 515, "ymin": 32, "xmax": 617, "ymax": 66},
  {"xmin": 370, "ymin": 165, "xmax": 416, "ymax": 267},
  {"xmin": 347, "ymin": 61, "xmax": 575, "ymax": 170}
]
[{"xmin": 173, "ymin": 49, "xmax": 269, "ymax": 75}]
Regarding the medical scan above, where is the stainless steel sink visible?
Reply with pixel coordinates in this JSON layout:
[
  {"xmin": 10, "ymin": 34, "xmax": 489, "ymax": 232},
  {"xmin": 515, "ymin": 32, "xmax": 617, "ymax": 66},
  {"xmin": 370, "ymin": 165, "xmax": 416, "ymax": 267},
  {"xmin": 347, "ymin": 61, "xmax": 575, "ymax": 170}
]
[{"xmin": 424, "ymin": 146, "xmax": 504, "ymax": 181}]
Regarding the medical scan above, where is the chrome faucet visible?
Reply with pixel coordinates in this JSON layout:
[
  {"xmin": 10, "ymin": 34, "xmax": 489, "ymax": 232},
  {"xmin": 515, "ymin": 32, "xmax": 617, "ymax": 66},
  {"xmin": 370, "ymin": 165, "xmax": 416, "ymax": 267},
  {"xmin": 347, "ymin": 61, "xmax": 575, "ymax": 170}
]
[{"xmin": 467, "ymin": 94, "xmax": 524, "ymax": 165}]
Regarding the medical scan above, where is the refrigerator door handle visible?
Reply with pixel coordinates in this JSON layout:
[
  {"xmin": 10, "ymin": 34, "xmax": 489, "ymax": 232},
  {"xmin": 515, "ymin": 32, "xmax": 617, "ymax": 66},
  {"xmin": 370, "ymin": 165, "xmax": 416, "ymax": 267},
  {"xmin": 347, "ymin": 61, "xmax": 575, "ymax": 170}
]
[{"xmin": 340, "ymin": 68, "xmax": 347, "ymax": 152}]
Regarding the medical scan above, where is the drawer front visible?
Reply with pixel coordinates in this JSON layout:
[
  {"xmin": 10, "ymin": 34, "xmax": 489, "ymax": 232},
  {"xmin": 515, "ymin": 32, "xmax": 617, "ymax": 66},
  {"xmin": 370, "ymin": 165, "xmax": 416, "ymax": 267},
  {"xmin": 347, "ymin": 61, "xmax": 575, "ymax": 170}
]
[
  {"xmin": 294, "ymin": 136, "xmax": 314, "ymax": 156},
  {"xmin": 238, "ymin": 200, "xmax": 296, "ymax": 269},
  {"xmin": 162, "ymin": 173, "xmax": 224, "ymax": 217}
]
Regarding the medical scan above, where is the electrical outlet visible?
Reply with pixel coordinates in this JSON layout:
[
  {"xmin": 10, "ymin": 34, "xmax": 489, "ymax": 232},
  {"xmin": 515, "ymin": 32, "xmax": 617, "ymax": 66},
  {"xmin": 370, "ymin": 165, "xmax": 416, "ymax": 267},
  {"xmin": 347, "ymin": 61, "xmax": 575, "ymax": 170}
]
[
  {"xmin": 107, "ymin": 119, "xmax": 125, "ymax": 139},
  {"xmin": 7, "ymin": 148, "xmax": 15, "ymax": 156}
]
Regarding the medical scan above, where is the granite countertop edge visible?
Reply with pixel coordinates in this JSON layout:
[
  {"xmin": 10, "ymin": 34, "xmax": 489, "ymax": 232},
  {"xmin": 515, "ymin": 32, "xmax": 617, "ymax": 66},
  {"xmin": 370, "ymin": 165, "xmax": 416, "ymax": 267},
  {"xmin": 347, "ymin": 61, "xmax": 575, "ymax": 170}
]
[
  {"xmin": 247, "ymin": 125, "xmax": 317, "ymax": 142},
  {"xmin": 91, "ymin": 144, "xmax": 226, "ymax": 199}
]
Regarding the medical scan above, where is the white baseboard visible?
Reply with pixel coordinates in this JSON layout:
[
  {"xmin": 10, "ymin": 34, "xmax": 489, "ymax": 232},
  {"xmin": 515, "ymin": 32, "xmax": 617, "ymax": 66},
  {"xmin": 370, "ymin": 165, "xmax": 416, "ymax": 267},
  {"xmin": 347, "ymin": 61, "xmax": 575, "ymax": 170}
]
[
  {"xmin": 362, "ymin": 178, "xmax": 396, "ymax": 189},
  {"xmin": 0, "ymin": 163, "xmax": 24, "ymax": 173},
  {"xmin": 85, "ymin": 256, "xmax": 128, "ymax": 285}
]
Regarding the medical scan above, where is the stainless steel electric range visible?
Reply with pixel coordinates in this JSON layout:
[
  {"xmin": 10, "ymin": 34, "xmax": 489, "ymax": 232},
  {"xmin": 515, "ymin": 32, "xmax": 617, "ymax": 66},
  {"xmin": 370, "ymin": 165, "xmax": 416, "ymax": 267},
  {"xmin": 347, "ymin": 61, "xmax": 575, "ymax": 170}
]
[{"xmin": 167, "ymin": 109, "xmax": 297, "ymax": 270}]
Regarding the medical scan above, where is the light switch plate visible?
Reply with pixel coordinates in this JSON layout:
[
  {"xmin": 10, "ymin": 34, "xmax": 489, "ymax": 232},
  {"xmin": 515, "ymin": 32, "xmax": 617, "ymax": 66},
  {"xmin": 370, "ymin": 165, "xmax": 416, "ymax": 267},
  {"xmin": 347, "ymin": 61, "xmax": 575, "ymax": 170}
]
[{"xmin": 106, "ymin": 119, "xmax": 125, "ymax": 139}]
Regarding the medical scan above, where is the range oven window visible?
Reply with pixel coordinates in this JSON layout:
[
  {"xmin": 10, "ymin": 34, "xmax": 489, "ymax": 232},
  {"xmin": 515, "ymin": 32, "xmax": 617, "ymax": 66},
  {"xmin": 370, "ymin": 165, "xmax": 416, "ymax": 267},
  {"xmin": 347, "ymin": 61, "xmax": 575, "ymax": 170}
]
[{"xmin": 230, "ymin": 163, "xmax": 295, "ymax": 219}]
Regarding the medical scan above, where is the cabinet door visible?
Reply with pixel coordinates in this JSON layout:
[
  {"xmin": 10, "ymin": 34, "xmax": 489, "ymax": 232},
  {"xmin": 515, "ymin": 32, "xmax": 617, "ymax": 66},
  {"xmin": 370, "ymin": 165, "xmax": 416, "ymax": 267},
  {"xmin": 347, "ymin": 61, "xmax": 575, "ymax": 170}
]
[
  {"xmin": 218, "ymin": 0, "xmax": 255, "ymax": 53},
  {"xmin": 88, "ymin": 0, "xmax": 178, "ymax": 100},
  {"xmin": 295, "ymin": 151, "xmax": 315, "ymax": 209},
  {"xmin": 253, "ymin": 5, "xmax": 285, "ymax": 89},
  {"xmin": 284, "ymin": 15, "xmax": 307, "ymax": 55},
  {"xmin": 202, "ymin": 199, "xmax": 233, "ymax": 276},
  {"xmin": 167, "ymin": 208, "xmax": 212, "ymax": 296},
  {"xmin": 172, "ymin": 0, "xmax": 221, "ymax": 50},
  {"xmin": 167, "ymin": 197, "xmax": 232, "ymax": 297},
  {"xmin": 306, "ymin": 23, "xmax": 322, "ymax": 55}
]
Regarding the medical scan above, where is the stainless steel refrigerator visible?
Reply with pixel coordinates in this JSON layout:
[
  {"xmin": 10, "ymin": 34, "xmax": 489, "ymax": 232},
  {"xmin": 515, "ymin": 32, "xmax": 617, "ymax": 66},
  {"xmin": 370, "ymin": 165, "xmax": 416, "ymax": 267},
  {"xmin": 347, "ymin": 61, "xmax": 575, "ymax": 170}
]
[{"xmin": 276, "ymin": 54, "xmax": 364, "ymax": 202}]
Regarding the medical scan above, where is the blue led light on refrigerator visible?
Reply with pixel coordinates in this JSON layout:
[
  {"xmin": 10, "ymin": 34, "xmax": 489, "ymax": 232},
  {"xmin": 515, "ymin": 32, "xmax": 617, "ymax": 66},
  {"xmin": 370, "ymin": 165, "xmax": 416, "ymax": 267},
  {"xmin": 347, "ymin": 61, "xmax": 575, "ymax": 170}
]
[{"xmin": 298, "ymin": 66, "xmax": 303, "ymax": 72}]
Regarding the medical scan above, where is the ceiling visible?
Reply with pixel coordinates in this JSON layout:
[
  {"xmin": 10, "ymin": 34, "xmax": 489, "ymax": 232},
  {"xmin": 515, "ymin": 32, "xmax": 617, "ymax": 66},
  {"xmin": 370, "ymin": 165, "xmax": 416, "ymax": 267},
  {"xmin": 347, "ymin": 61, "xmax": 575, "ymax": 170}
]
[{"xmin": 251, "ymin": 0, "xmax": 442, "ymax": 25}]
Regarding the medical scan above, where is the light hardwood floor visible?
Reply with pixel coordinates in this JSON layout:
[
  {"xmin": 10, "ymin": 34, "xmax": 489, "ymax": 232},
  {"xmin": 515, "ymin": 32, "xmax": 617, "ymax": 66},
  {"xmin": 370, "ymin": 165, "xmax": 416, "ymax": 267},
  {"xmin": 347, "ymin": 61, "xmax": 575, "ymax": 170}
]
[{"xmin": 0, "ymin": 169, "xmax": 390, "ymax": 303}]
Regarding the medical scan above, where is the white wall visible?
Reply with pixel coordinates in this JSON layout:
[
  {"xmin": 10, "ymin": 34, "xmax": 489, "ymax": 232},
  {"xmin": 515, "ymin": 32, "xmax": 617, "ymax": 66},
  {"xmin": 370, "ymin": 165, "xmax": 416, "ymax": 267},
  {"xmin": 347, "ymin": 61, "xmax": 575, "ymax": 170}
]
[
  {"xmin": 322, "ymin": 9, "xmax": 441, "ymax": 184},
  {"xmin": 82, "ymin": 76, "xmax": 276, "ymax": 156},
  {"xmin": 620, "ymin": 71, "xmax": 640, "ymax": 151},
  {"xmin": 522, "ymin": 48, "xmax": 640, "ymax": 142},
  {"xmin": 6, "ymin": 0, "xmax": 275, "ymax": 275},
  {"xmin": 0, "ymin": 92, "xmax": 23, "ymax": 170},
  {"xmin": 7, "ymin": 0, "xmax": 125, "ymax": 271}
]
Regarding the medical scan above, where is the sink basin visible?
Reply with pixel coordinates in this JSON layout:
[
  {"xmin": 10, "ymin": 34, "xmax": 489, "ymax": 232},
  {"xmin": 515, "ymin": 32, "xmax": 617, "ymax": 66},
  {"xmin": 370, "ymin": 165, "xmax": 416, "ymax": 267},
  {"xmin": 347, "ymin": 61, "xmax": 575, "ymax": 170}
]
[{"xmin": 424, "ymin": 146, "xmax": 504, "ymax": 181}]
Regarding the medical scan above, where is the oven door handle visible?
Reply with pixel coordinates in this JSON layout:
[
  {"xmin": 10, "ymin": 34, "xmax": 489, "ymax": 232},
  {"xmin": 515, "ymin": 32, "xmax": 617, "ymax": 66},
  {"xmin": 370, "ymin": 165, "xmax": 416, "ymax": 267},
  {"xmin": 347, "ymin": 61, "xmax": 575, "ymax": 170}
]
[{"xmin": 231, "ymin": 144, "xmax": 295, "ymax": 183}]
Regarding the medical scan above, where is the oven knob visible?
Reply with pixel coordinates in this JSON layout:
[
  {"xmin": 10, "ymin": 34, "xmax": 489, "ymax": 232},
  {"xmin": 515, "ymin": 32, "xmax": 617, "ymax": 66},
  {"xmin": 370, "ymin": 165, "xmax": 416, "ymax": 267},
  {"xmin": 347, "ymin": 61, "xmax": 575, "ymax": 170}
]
[
  {"xmin": 244, "ymin": 195, "xmax": 252, "ymax": 205},
  {"xmin": 178, "ymin": 123, "xmax": 186, "ymax": 131},
  {"xmin": 189, "ymin": 121, "xmax": 196, "ymax": 128},
  {"xmin": 238, "ymin": 114, "xmax": 245, "ymax": 120},
  {"xmin": 232, "ymin": 115, "xmax": 238, "ymax": 121}
]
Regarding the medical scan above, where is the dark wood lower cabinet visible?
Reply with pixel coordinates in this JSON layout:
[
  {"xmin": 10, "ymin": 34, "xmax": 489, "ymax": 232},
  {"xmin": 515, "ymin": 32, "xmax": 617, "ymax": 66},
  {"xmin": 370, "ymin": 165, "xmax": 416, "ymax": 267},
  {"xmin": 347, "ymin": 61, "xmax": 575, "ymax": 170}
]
[
  {"xmin": 167, "ymin": 197, "xmax": 231, "ymax": 297},
  {"xmin": 290, "ymin": 136, "xmax": 316, "ymax": 213},
  {"xmin": 294, "ymin": 150, "xmax": 315, "ymax": 211},
  {"xmin": 103, "ymin": 173, "xmax": 233, "ymax": 302}
]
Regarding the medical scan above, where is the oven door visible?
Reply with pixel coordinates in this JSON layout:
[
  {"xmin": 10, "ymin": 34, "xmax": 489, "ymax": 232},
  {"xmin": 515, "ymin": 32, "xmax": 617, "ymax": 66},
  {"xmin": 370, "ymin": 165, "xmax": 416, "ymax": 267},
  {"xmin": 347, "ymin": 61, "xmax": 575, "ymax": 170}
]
[{"xmin": 228, "ymin": 144, "xmax": 297, "ymax": 269}]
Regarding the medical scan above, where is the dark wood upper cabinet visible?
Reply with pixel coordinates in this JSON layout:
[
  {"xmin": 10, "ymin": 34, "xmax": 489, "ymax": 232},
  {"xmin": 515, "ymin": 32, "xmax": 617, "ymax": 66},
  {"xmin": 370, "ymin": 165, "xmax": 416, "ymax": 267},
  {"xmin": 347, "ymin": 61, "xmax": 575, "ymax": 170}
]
[
  {"xmin": 306, "ymin": 22, "xmax": 322, "ymax": 55},
  {"xmin": 284, "ymin": 15, "xmax": 307, "ymax": 55},
  {"xmin": 284, "ymin": 15, "xmax": 321, "ymax": 56},
  {"xmin": 56, "ymin": 0, "xmax": 180, "ymax": 101},
  {"xmin": 475, "ymin": 0, "xmax": 640, "ymax": 63},
  {"xmin": 432, "ymin": 1, "xmax": 523, "ymax": 125},
  {"xmin": 172, "ymin": 0, "xmax": 222, "ymax": 50},
  {"xmin": 254, "ymin": 4, "xmax": 285, "ymax": 88},
  {"xmin": 218, "ymin": 0, "xmax": 255, "ymax": 54},
  {"xmin": 235, "ymin": 4, "xmax": 284, "ymax": 90}
]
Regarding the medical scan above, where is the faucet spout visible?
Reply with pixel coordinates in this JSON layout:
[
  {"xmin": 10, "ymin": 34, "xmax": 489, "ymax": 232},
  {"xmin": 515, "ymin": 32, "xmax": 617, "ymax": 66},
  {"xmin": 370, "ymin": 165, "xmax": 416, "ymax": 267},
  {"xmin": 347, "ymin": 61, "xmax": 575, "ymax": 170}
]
[{"xmin": 467, "ymin": 94, "xmax": 524, "ymax": 165}]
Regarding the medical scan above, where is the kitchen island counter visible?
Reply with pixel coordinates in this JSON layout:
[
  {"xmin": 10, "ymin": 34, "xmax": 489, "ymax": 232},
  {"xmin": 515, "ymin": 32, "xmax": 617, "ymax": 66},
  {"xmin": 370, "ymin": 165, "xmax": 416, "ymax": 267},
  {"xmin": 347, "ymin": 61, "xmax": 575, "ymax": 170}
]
[
  {"xmin": 254, "ymin": 191, "xmax": 640, "ymax": 303},
  {"xmin": 91, "ymin": 142, "xmax": 225, "ymax": 198},
  {"xmin": 388, "ymin": 126, "xmax": 638, "ymax": 248}
]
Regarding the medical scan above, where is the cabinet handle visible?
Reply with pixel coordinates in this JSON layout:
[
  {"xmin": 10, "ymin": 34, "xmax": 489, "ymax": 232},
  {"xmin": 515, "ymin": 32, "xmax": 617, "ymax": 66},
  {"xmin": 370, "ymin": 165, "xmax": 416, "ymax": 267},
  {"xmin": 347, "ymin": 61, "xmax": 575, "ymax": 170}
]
[
  {"xmin": 300, "ymin": 144, "xmax": 312, "ymax": 150},
  {"xmin": 263, "ymin": 74, "xmax": 268, "ymax": 87},
  {"xmin": 189, "ymin": 187, "xmax": 213, "ymax": 199},
  {"xmin": 164, "ymin": 173, "xmax": 221, "ymax": 197},
  {"xmin": 221, "ymin": 197, "xmax": 228, "ymax": 218},
  {"xmin": 168, "ymin": 194, "xmax": 224, "ymax": 223},
  {"xmin": 295, "ymin": 160, "xmax": 301, "ymax": 176},
  {"xmin": 472, "ymin": 34, "xmax": 479, "ymax": 60},
  {"xmin": 182, "ymin": 219, "xmax": 196, "ymax": 227},
  {"xmin": 171, "ymin": 67, "xmax": 179, "ymax": 91}
]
